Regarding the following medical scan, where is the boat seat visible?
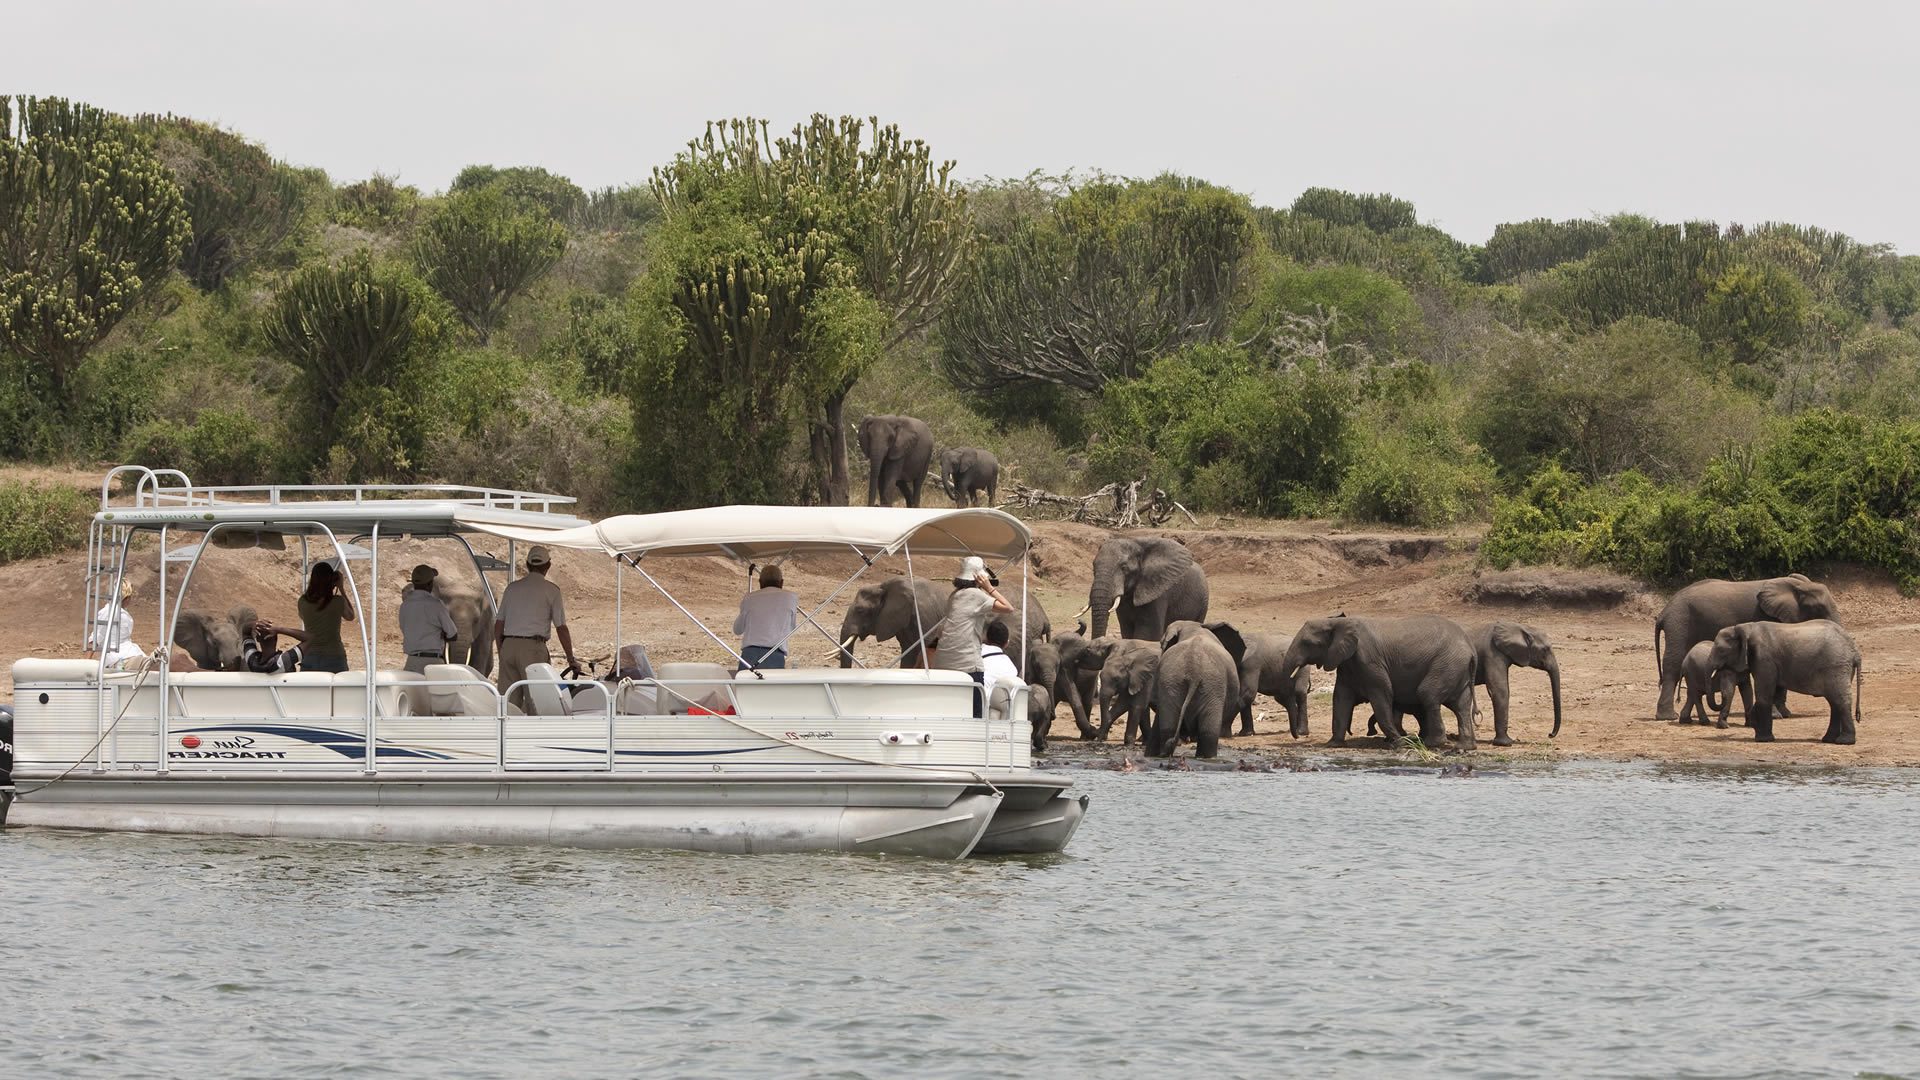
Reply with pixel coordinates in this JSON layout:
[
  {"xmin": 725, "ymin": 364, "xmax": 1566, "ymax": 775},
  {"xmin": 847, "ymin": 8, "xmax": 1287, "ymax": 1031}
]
[
  {"xmin": 986, "ymin": 675, "xmax": 1023, "ymax": 722},
  {"xmin": 422, "ymin": 663, "xmax": 518, "ymax": 718},
  {"xmin": 332, "ymin": 670, "xmax": 428, "ymax": 718},
  {"xmin": 522, "ymin": 663, "xmax": 573, "ymax": 717},
  {"xmin": 654, "ymin": 662, "xmax": 733, "ymax": 714}
]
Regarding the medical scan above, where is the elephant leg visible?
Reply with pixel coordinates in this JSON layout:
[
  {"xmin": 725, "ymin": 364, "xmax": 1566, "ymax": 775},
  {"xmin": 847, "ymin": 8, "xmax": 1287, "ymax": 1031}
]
[
  {"xmin": 1822, "ymin": 693, "xmax": 1855, "ymax": 745},
  {"xmin": 1748, "ymin": 690, "xmax": 1776, "ymax": 742},
  {"xmin": 1233, "ymin": 694, "xmax": 1254, "ymax": 738},
  {"xmin": 1773, "ymin": 687, "xmax": 1793, "ymax": 719},
  {"xmin": 1487, "ymin": 667, "xmax": 1514, "ymax": 746},
  {"xmin": 1196, "ymin": 705, "xmax": 1222, "ymax": 759},
  {"xmin": 1069, "ymin": 687, "xmax": 1095, "ymax": 740},
  {"xmin": 1736, "ymin": 677, "xmax": 1755, "ymax": 728},
  {"xmin": 1656, "ymin": 634, "xmax": 1688, "ymax": 721},
  {"xmin": 1286, "ymin": 687, "xmax": 1308, "ymax": 739},
  {"xmin": 1370, "ymin": 691, "xmax": 1408, "ymax": 744},
  {"xmin": 1096, "ymin": 702, "xmax": 1117, "ymax": 742},
  {"xmin": 1418, "ymin": 703, "xmax": 1447, "ymax": 749},
  {"xmin": 1451, "ymin": 686, "xmax": 1478, "ymax": 750},
  {"xmin": 1329, "ymin": 682, "xmax": 1357, "ymax": 746}
]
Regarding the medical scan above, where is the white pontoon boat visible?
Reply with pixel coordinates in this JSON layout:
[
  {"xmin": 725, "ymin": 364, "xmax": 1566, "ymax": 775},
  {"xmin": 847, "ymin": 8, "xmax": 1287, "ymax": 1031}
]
[{"xmin": 1, "ymin": 468, "xmax": 1086, "ymax": 859}]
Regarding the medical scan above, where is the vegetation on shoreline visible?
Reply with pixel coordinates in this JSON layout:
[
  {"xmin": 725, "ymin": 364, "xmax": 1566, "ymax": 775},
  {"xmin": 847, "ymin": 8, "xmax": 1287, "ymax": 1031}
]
[{"xmin": 4, "ymin": 96, "xmax": 1919, "ymax": 584}]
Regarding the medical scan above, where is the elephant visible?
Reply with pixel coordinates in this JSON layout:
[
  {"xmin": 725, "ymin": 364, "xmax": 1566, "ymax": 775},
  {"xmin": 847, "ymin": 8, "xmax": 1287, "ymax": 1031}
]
[
  {"xmin": 1282, "ymin": 615, "xmax": 1479, "ymax": 750},
  {"xmin": 939, "ymin": 447, "xmax": 1000, "ymax": 507},
  {"xmin": 1678, "ymin": 640, "xmax": 1740, "ymax": 729},
  {"xmin": 859, "ymin": 414, "xmax": 935, "ymax": 508},
  {"xmin": 1024, "ymin": 640, "xmax": 1061, "ymax": 751},
  {"xmin": 173, "ymin": 606, "xmax": 257, "ymax": 671},
  {"xmin": 1654, "ymin": 575, "xmax": 1837, "ymax": 720},
  {"xmin": 1150, "ymin": 621, "xmax": 1246, "ymax": 759},
  {"xmin": 403, "ymin": 580, "xmax": 494, "ymax": 676},
  {"xmin": 1087, "ymin": 536, "xmax": 1209, "ymax": 641},
  {"xmin": 1236, "ymin": 630, "xmax": 1312, "ymax": 739},
  {"xmin": 1095, "ymin": 638, "xmax": 1160, "ymax": 745},
  {"xmin": 838, "ymin": 577, "xmax": 948, "ymax": 668},
  {"xmin": 1468, "ymin": 622, "xmax": 1563, "ymax": 746},
  {"xmin": 1705, "ymin": 620, "xmax": 1861, "ymax": 744},
  {"xmin": 1049, "ymin": 628, "xmax": 1103, "ymax": 740}
]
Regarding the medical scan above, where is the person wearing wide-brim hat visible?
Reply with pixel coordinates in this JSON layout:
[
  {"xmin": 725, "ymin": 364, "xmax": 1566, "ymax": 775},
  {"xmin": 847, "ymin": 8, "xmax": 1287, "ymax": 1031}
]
[
  {"xmin": 399, "ymin": 563, "xmax": 459, "ymax": 675},
  {"xmin": 88, "ymin": 578, "xmax": 146, "ymax": 669},
  {"xmin": 494, "ymin": 545, "xmax": 580, "ymax": 708},
  {"xmin": 932, "ymin": 555, "xmax": 1014, "ymax": 717}
]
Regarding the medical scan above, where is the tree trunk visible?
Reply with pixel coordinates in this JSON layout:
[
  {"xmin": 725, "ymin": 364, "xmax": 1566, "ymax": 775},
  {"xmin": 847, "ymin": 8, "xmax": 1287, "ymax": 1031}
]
[{"xmin": 807, "ymin": 386, "xmax": 853, "ymax": 506}]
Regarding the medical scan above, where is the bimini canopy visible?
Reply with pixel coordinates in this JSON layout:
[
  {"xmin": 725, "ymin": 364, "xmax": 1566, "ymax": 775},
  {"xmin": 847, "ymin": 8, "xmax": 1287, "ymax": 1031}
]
[{"xmin": 458, "ymin": 505, "xmax": 1033, "ymax": 563}]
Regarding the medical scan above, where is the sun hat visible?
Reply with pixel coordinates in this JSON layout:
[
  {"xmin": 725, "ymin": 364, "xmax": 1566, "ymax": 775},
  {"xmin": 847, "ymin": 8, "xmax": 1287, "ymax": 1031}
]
[
  {"xmin": 957, "ymin": 555, "xmax": 987, "ymax": 582},
  {"xmin": 410, "ymin": 564, "xmax": 438, "ymax": 590},
  {"xmin": 120, "ymin": 580, "xmax": 135, "ymax": 600},
  {"xmin": 527, "ymin": 545, "xmax": 552, "ymax": 569}
]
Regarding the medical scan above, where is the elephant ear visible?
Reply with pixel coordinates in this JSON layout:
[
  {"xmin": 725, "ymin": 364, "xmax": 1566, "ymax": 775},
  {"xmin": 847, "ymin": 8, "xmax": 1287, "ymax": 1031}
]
[
  {"xmin": 1082, "ymin": 638, "xmax": 1116, "ymax": 667},
  {"xmin": 1129, "ymin": 655, "xmax": 1159, "ymax": 695},
  {"xmin": 1322, "ymin": 622, "xmax": 1359, "ymax": 670},
  {"xmin": 1204, "ymin": 621, "xmax": 1247, "ymax": 668},
  {"xmin": 1132, "ymin": 541, "xmax": 1195, "ymax": 605},
  {"xmin": 1756, "ymin": 581, "xmax": 1801, "ymax": 622},
  {"xmin": 1491, "ymin": 622, "xmax": 1530, "ymax": 660},
  {"xmin": 1740, "ymin": 626, "xmax": 1761, "ymax": 674}
]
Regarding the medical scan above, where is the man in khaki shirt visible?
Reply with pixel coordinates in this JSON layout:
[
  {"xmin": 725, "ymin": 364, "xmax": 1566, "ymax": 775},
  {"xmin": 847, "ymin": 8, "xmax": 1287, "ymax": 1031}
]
[{"xmin": 493, "ymin": 546, "xmax": 581, "ymax": 708}]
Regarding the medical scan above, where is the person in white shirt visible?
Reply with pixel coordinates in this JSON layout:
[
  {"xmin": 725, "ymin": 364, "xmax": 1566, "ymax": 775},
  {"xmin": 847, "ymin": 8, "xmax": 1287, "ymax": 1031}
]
[
  {"xmin": 979, "ymin": 619, "xmax": 1021, "ymax": 683},
  {"xmin": 494, "ymin": 546, "xmax": 580, "ymax": 707},
  {"xmin": 399, "ymin": 564, "xmax": 460, "ymax": 674},
  {"xmin": 733, "ymin": 564, "xmax": 799, "ymax": 670},
  {"xmin": 88, "ymin": 579, "xmax": 146, "ymax": 669},
  {"xmin": 933, "ymin": 556, "xmax": 1014, "ymax": 717}
]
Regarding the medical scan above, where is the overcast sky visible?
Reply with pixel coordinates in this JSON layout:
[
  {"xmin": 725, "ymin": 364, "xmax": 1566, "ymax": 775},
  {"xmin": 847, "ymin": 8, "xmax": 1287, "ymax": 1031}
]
[{"xmin": 14, "ymin": 0, "xmax": 1919, "ymax": 250}]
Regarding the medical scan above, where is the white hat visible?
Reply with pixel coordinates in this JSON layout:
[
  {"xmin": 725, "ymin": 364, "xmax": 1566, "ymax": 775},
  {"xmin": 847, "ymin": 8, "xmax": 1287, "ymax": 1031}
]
[
  {"xmin": 957, "ymin": 555, "xmax": 987, "ymax": 581},
  {"xmin": 527, "ymin": 545, "xmax": 552, "ymax": 568}
]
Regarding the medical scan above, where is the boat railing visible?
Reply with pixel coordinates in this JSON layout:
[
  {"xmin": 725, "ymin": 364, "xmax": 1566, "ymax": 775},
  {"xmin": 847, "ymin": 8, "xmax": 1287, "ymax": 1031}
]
[{"xmin": 99, "ymin": 466, "xmax": 576, "ymax": 515}]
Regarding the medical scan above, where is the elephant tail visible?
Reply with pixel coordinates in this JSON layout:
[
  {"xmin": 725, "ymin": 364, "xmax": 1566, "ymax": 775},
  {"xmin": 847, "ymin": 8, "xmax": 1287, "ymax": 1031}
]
[
  {"xmin": 1854, "ymin": 656, "xmax": 1863, "ymax": 726},
  {"xmin": 1653, "ymin": 622, "xmax": 1664, "ymax": 683}
]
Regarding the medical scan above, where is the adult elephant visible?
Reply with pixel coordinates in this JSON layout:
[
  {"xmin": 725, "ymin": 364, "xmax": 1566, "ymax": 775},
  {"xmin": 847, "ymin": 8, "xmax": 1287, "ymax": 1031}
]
[
  {"xmin": 1705, "ymin": 620, "xmax": 1861, "ymax": 744},
  {"xmin": 1050, "ymin": 628, "xmax": 1103, "ymax": 740},
  {"xmin": 1087, "ymin": 536, "xmax": 1209, "ymax": 641},
  {"xmin": 1237, "ymin": 630, "xmax": 1312, "ymax": 739},
  {"xmin": 1024, "ymin": 641, "xmax": 1061, "ymax": 752},
  {"xmin": 173, "ymin": 606, "xmax": 256, "ymax": 671},
  {"xmin": 838, "ymin": 577, "xmax": 947, "ymax": 667},
  {"xmin": 1095, "ymin": 638, "xmax": 1160, "ymax": 745},
  {"xmin": 1654, "ymin": 575, "xmax": 1837, "ymax": 720},
  {"xmin": 1282, "ymin": 615, "xmax": 1479, "ymax": 750},
  {"xmin": 939, "ymin": 448, "xmax": 1000, "ymax": 507},
  {"xmin": 860, "ymin": 415, "xmax": 934, "ymax": 508},
  {"xmin": 1150, "ymin": 621, "xmax": 1246, "ymax": 759}
]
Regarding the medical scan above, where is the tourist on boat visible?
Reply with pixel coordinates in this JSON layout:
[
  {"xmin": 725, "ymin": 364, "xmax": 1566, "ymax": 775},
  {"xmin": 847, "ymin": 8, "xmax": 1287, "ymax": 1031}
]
[
  {"xmin": 87, "ymin": 580, "xmax": 146, "ymax": 669},
  {"xmin": 399, "ymin": 564, "xmax": 459, "ymax": 674},
  {"xmin": 494, "ymin": 545, "xmax": 580, "ymax": 707},
  {"xmin": 242, "ymin": 618, "xmax": 307, "ymax": 675},
  {"xmin": 296, "ymin": 560, "xmax": 356, "ymax": 673},
  {"xmin": 980, "ymin": 620, "xmax": 1020, "ymax": 683},
  {"xmin": 933, "ymin": 556, "xmax": 1014, "ymax": 717},
  {"xmin": 733, "ymin": 563, "xmax": 799, "ymax": 670}
]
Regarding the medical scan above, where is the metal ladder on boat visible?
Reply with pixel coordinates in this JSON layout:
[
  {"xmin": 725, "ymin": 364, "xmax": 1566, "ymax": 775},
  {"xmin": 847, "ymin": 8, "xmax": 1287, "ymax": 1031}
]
[{"xmin": 81, "ymin": 467, "xmax": 193, "ymax": 645}]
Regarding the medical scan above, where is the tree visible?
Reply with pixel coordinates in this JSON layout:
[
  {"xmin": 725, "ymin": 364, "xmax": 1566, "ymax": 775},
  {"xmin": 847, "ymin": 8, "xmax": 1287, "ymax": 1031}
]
[
  {"xmin": 1479, "ymin": 218, "xmax": 1614, "ymax": 283},
  {"xmin": 1289, "ymin": 187, "xmax": 1418, "ymax": 233},
  {"xmin": 0, "ymin": 96, "xmax": 189, "ymax": 399},
  {"xmin": 412, "ymin": 186, "xmax": 568, "ymax": 344},
  {"xmin": 450, "ymin": 164, "xmax": 585, "ymax": 221},
  {"xmin": 263, "ymin": 249, "xmax": 449, "ymax": 471},
  {"xmin": 650, "ymin": 115, "xmax": 969, "ymax": 504},
  {"xmin": 939, "ymin": 175, "xmax": 1255, "ymax": 396},
  {"xmin": 141, "ymin": 115, "xmax": 309, "ymax": 290}
]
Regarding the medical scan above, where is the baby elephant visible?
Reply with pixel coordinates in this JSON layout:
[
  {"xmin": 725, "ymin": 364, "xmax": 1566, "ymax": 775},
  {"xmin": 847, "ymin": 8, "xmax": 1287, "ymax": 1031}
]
[
  {"xmin": 940, "ymin": 447, "xmax": 999, "ymax": 507},
  {"xmin": 1677, "ymin": 640, "xmax": 1739, "ymax": 728},
  {"xmin": 1237, "ymin": 630, "xmax": 1311, "ymax": 738},
  {"xmin": 1705, "ymin": 620, "xmax": 1861, "ymax": 744}
]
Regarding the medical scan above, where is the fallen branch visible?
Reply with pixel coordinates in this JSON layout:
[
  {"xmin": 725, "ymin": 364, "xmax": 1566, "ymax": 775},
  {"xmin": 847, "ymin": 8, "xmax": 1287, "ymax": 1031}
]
[{"xmin": 997, "ymin": 474, "xmax": 1195, "ymax": 529}]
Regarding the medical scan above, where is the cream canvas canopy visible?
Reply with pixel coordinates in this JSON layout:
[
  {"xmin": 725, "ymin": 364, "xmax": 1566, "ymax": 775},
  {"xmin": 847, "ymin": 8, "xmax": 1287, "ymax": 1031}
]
[{"xmin": 458, "ymin": 505, "xmax": 1032, "ymax": 563}]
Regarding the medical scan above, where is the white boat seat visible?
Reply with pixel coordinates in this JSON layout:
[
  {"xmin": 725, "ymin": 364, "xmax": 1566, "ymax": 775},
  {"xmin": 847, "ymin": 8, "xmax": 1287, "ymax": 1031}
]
[
  {"xmin": 654, "ymin": 662, "xmax": 733, "ymax": 714},
  {"xmin": 522, "ymin": 663, "xmax": 573, "ymax": 717},
  {"xmin": 568, "ymin": 681, "xmax": 609, "ymax": 715},
  {"xmin": 986, "ymin": 675, "xmax": 1021, "ymax": 722},
  {"xmin": 422, "ymin": 663, "xmax": 517, "ymax": 718}
]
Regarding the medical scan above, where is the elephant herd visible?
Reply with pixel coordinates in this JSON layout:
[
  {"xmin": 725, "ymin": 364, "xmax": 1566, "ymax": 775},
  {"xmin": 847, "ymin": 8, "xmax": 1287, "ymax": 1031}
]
[
  {"xmin": 840, "ymin": 536, "xmax": 1869, "ymax": 756},
  {"xmin": 859, "ymin": 414, "xmax": 1000, "ymax": 508}
]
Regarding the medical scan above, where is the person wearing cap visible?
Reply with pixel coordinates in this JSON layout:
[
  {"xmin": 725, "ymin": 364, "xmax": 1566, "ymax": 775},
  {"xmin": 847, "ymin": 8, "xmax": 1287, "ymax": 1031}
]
[
  {"xmin": 87, "ymin": 579, "xmax": 146, "ymax": 669},
  {"xmin": 399, "ymin": 564, "xmax": 460, "ymax": 674},
  {"xmin": 733, "ymin": 563, "xmax": 799, "ymax": 670},
  {"xmin": 932, "ymin": 555, "xmax": 1014, "ymax": 717},
  {"xmin": 494, "ymin": 545, "xmax": 579, "ymax": 707},
  {"xmin": 297, "ymin": 559, "xmax": 356, "ymax": 673}
]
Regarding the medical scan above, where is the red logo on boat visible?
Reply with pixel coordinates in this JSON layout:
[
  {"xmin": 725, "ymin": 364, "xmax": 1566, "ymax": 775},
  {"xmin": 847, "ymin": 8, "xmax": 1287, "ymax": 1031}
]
[{"xmin": 180, "ymin": 735, "xmax": 201, "ymax": 749}]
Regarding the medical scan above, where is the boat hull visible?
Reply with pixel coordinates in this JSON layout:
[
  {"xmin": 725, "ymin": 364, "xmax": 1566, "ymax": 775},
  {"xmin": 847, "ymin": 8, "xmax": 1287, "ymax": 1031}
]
[{"xmin": 4, "ymin": 772, "xmax": 1021, "ymax": 859}]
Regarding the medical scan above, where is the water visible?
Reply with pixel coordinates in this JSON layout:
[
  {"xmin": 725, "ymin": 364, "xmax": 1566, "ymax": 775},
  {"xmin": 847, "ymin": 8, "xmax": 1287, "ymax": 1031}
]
[{"xmin": 6, "ymin": 765, "xmax": 1920, "ymax": 1079}]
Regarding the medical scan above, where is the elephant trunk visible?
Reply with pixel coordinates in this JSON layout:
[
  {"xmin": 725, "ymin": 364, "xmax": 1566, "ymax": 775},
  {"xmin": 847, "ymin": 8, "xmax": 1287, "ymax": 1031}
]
[
  {"xmin": 836, "ymin": 619, "xmax": 860, "ymax": 669},
  {"xmin": 1545, "ymin": 656, "xmax": 1563, "ymax": 738},
  {"xmin": 1088, "ymin": 557, "xmax": 1121, "ymax": 639},
  {"xmin": 1705, "ymin": 674, "xmax": 1725, "ymax": 714},
  {"xmin": 1280, "ymin": 640, "xmax": 1308, "ymax": 683}
]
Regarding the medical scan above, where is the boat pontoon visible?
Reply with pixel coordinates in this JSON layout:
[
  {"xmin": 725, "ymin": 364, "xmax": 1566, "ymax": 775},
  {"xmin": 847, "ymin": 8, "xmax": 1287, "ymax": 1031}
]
[{"xmin": 0, "ymin": 468, "xmax": 1086, "ymax": 859}]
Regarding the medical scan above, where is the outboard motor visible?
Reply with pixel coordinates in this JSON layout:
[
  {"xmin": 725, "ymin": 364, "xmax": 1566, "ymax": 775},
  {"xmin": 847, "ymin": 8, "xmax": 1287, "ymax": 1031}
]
[{"xmin": 1, "ymin": 701, "xmax": 14, "ymax": 827}]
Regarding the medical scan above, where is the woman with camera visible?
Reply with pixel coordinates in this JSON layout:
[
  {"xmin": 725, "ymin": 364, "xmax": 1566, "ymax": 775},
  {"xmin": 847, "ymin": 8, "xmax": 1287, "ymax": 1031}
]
[{"xmin": 296, "ymin": 560, "xmax": 357, "ymax": 673}]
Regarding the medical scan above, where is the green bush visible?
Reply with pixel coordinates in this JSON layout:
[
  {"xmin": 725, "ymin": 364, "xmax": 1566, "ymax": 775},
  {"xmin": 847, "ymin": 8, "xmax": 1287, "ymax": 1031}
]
[{"xmin": 0, "ymin": 481, "xmax": 91, "ymax": 563}]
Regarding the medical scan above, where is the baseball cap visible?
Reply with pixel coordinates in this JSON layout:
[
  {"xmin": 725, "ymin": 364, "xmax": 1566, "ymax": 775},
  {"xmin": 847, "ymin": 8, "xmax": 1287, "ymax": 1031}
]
[
  {"xmin": 527, "ymin": 545, "xmax": 552, "ymax": 568},
  {"xmin": 410, "ymin": 564, "xmax": 438, "ymax": 590}
]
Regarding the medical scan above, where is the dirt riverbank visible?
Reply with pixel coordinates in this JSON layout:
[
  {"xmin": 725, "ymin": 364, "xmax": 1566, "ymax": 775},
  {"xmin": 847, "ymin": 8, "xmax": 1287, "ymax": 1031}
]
[{"xmin": 5, "ymin": 508, "xmax": 1915, "ymax": 768}]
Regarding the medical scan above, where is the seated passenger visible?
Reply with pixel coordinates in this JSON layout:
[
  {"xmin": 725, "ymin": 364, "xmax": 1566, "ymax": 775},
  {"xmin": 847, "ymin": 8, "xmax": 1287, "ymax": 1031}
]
[
  {"xmin": 980, "ymin": 620, "xmax": 1020, "ymax": 683},
  {"xmin": 88, "ymin": 580, "xmax": 147, "ymax": 668},
  {"xmin": 243, "ymin": 618, "xmax": 309, "ymax": 675}
]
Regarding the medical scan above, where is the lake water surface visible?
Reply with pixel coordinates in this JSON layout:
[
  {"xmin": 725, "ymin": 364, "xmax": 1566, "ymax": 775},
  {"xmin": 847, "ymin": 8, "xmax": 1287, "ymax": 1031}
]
[{"xmin": 6, "ymin": 763, "xmax": 1920, "ymax": 1078}]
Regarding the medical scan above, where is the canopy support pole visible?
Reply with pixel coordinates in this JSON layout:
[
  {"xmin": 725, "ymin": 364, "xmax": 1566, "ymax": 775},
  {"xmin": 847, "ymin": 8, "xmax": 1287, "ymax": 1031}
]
[{"xmin": 621, "ymin": 555, "xmax": 751, "ymax": 670}]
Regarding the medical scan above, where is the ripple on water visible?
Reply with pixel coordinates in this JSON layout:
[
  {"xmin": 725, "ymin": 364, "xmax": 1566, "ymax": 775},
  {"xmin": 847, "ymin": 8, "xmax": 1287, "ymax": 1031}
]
[{"xmin": 6, "ymin": 766, "xmax": 1920, "ymax": 1078}]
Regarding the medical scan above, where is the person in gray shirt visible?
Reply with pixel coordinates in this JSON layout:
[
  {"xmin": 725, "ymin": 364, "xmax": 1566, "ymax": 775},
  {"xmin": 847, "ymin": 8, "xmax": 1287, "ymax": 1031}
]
[{"xmin": 932, "ymin": 556, "xmax": 1013, "ymax": 717}]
